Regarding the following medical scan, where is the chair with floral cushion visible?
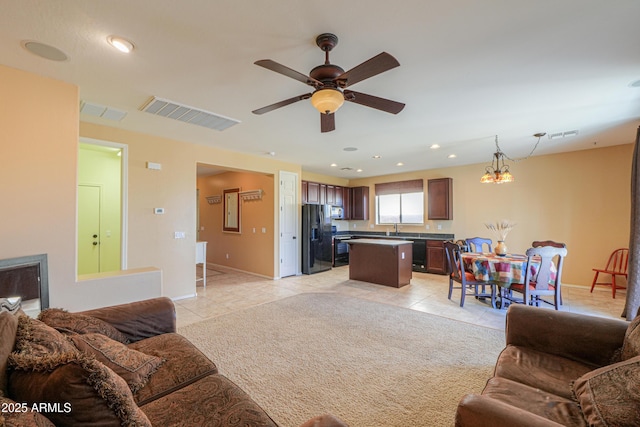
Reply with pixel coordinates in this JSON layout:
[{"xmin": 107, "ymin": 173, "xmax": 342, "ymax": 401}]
[
  {"xmin": 508, "ymin": 245, "xmax": 567, "ymax": 310},
  {"xmin": 445, "ymin": 241, "xmax": 497, "ymax": 308}
]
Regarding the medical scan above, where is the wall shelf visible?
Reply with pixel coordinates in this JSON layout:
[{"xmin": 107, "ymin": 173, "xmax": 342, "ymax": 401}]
[{"xmin": 240, "ymin": 189, "xmax": 263, "ymax": 201}]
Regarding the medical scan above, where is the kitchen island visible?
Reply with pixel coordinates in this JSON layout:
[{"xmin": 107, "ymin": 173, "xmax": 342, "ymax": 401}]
[{"xmin": 347, "ymin": 238, "xmax": 413, "ymax": 288}]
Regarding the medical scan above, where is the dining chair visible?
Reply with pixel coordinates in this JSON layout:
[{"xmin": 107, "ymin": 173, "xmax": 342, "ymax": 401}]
[
  {"xmin": 590, "ymin": 248, "xmax": 629, "ymax": 298},
  {"xmin": 465, "ymin": 237, "xmax": 493, "ymax": 253},
  {"xmin": 532, "ymin": 240, "xmax": 567, "ymax": 305},
  {"xmin": 444, "ymin": 241, "xmax": 497, "ymax": 308},
  {"xmin": 508, "ymin": 245, "xmax": 567, "ymax": 310}
]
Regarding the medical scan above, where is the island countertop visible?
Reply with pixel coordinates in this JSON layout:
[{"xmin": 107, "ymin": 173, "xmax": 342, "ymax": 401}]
[{"xmin": 346, "ymin": 238, "xmax": 412, "ymax": 246}]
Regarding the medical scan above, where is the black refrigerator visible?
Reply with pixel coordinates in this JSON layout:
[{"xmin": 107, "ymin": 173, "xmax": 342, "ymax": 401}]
[{"xmin": 302, "ymin": 204, "xmax": 332, "ymax": 274}]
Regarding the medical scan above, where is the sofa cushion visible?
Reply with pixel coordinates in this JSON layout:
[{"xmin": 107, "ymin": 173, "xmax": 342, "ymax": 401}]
[
  {"xmin": 573, "ymin": 355, "xmax": 640, "ymax": 427},
  {"xmin": 38, "ymin": 308, "xmax": 130, "ymax": 344},
  {"xmin": 13, "ymin": 315, "xmax": 77, "ymax": 357},
  {"xmin": 0, "ymin": 395, "xmax": 55, "ymax": 427},
  {"xmin": 141, "ymin": 374, "xmax": 278, "ymax": 427},
  {"xmin": 8, "ymin": 352, "xmax": 151, "ymax": 427},
  {"xmin": 0, "ymin": 311, "xmax": 19, "ymax": 396},
  {"xmin": 620, "ymin": 312, "xmax": 640, "ymax": 361},
  {"xmin": 482, "ymin": 377, "xmax": 586, "ymax": 427},
  {"xmin": 128, "ymin": 333, "xmax": 218, "ymax": 405},
  {"xmin": 69, "ymin": 333, "xmax": 165, "ymax": 393},
  {"xmin": 494, "ymin": 344, "xmax": 594, "ymax": 399}
]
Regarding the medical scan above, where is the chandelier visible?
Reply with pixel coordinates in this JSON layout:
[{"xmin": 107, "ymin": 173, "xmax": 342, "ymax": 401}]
[{"xmin": 480, "ymin": 133, "xmax": 546, "ymax": 184}]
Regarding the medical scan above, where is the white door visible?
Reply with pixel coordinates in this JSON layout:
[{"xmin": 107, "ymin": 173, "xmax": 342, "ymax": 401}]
[
  {"xmin": 78, "ymin": 184, "xmax": 101, "ymax": 275},
  {"xmin": 279, "ymin": 171, "xmax": 298, "ymax": 277}
]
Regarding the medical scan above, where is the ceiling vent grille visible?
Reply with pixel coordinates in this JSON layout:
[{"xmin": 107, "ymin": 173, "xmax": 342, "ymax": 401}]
[
  {"xmin": 80, "ymin": 101, "xmax": 127, "ymax": 121},
  {"xmin": 140, "ymin": 97, "xmax": 240, "ymax": 131}
]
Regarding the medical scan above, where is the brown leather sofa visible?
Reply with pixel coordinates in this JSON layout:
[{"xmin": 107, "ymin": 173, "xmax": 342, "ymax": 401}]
[
  {"xmin": 0, "ymin": 297, "xmax": 347, "ymax": 427},
  {"xmin": 455, "ymin": 304, "xmax": 640, "ymax": 427}
]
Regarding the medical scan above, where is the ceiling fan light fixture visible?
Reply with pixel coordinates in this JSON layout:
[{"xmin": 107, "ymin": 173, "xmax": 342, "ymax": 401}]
[{"xmin": 311, "ymin": 88, "xmax": 344, "ymax": 114}]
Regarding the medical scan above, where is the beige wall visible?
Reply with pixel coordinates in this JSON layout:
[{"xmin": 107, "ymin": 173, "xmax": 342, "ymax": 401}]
[
  {"xmin": 346, "ymin": 144, "xmax": 633, "ymax": 286},
  {"xmin": 197, "ymin": 171, "xmax": 275, "ymax": 277},
  {"xmin": 1, "ymin": 64, "xmax": 634, "ymax": 312}
]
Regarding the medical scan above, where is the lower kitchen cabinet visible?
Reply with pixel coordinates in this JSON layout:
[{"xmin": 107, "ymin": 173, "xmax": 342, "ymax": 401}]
[{"xmin": 426, "ymin": 240, "xmax": 447, "ymax": 274}]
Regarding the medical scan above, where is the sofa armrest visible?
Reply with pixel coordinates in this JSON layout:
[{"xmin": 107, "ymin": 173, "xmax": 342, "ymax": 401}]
[
  {"xmin": 77, "ymin": 297, "xmax": 176, "ymax": 342},
  {"xmin": 455, "ymin": 394, "xmax": 565, "ymax": 427},
  {"xmin": 505, "ymin": 304, "xmax": 628, "ymax": 367}
]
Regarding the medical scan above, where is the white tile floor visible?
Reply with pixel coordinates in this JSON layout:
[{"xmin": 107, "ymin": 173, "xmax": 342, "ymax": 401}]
[{"xmin": 176, "ymin": 265, "xmax": 627, "ymax": 330}]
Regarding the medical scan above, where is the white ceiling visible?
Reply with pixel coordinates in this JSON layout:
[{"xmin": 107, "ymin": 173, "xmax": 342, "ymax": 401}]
[{"xmin": 2, "ymin": 0, "xmax": 640, "ymax": 178}]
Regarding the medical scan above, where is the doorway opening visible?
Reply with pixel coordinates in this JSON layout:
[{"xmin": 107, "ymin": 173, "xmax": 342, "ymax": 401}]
[{"xmin": 77, "ymin": 138, "xmax": 128, "ymax": 276}]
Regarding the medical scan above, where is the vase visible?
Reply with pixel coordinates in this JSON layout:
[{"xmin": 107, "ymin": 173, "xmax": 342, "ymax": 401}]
[{"xmin": 495, "ymin": 241, "xmax": 507, "ymax": 257}]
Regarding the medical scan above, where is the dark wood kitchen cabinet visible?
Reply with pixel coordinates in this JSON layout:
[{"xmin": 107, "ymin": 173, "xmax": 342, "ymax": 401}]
[
  {"xmin": 350, "ymin": 186, "xmax": 369, "ymax": 220},
  {"xmin": 428, "ymin": 178, "xmax": 453, "ymax": 220},
  {"xmin": 325, "ymin": 185, "xmax": 335, "ymax": 205},
  {"xmin": 306, "ymin": 181, "xmax": 321, "ymax": 204},
  {"xmin": 334, "ymin": 186, "xmax": 343, "ymax": 207},
  {"xmin": 426, "ymin": 239, "xmax": 447, "ymax": 274}
]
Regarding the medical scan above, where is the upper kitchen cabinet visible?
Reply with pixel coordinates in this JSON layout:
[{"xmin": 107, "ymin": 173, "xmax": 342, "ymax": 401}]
[
  {"xmin": 428, "ymin": 178, "xmax": 453, "ymax": 220},
  {"xmin": 350, "ymin": 186, "xmax": 369, "ymax": 220},
  {"xmin": 306, "ymin": 181, "xmax": 321, "ymax": 204},
  {"xmin": 334, "ymin": 186, "xmax": 343, "ymax": 207}
]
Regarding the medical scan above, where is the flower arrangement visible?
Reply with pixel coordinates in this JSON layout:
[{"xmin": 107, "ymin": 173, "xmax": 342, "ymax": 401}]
[{"xmin": 485, "ymin": 220, "xmax": 516, "ymax": 241}]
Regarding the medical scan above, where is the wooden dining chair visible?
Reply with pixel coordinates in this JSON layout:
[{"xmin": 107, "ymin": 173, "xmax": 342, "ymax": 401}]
[
  {"xmin": 590, "ymin": 248, "xmax": 629, "ymax": 298},
  {"xmin": 508, "ymin": 245, "xmax": 567, "ymax": 310},
  {"xmin": 444, "ymin": 241, "xmax": 496, "ymax": 308},
  {"xmin": 465, "ymin": 237, "xmax": 492, "ymax": 253}
]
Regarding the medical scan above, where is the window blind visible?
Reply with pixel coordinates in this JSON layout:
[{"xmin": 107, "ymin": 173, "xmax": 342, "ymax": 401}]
[{"xmin": 375, "ymin": 179, "xmax": 423, "ymax": 195}]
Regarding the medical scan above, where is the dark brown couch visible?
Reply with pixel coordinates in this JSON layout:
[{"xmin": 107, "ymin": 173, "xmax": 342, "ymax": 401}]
[
  {"xmin": 0, "ymin": 297, "xmax": 347, "ymax": 427},
  {"xmin": 455, "ymin": 304, "xmax": 640, "ymax": 427}
]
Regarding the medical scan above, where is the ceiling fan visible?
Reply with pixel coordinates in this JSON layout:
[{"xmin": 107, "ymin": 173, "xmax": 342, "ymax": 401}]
[{"xmin": 252, "ymin": 33, "xmax": 405, "ymax": 133}]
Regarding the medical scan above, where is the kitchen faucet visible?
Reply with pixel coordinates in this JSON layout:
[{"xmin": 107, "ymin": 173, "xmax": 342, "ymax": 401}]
[{"xmin": 394, "ymin": 223, "xmax": 398, "ymax": 235}]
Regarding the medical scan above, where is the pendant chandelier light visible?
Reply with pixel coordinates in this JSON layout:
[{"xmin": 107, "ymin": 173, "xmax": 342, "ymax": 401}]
[{"xmin": 480, "ymin": 133, "xmax": 546, "ymax": 184}]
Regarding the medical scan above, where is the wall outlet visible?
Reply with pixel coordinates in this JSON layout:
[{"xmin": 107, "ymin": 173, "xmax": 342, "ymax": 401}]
[
  {"xmin": 353, "ymin": 224, "xmax": 357, "ymax": 229},
  {"xmin": 174, "ymin": 231, "xmax": 186, "ymax": 239},
  {"xmin": 437, "ymin": 224, "xmax": 442, "ymax": 230},
  {"xmin": 262, "ymin": 227, "xmax": 266, "ymax": 233},
  {"xmin": 369, "ymin": 224, "xmax": 374, "ymax": 229},
  {"xmin": 146, "ymin": 162, "xmax": 161, "ymax": 170},
  {"xmin": 425, "ymin": 224, "xmax": 430, "ymax": 230},
  {"xmin": 252, "ymin": 227, "xmax": 256, "ymax": 233},
  {"xmin": 154, "ymin": 207, "xmax": 165, "ymax": 215},
  {"xmin": 226, "ymin": 253, "xmax": 229, "ymax": 259}
]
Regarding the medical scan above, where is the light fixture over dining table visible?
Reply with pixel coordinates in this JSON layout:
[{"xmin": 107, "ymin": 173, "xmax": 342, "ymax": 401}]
[{"xmin": 480, "ymin": 133, "xmax": 546, "ymax": 184}]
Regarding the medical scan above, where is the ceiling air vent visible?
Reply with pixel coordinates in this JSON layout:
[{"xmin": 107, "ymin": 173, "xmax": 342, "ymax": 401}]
[
  {"xmin": 80, "ymin": 101, "xmax": 127, "ymax": 121},
  {"xmin": 140, "ymin": 97, "xmax": 240, "ymax": 131}
]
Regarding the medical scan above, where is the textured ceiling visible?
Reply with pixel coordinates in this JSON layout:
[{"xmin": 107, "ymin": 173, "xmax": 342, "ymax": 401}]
[{"xmin": 2, "ymin": 0, "xmax": 639, "ymax": 178}]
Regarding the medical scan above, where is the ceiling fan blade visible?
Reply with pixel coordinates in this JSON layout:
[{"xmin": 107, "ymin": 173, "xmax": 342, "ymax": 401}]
[
  {"xmin": 252, "ymin": 93, "xmax": 312, "ymax": 115},
  {"xmin": 335, "ymin": 52, "xmax": 400, "ymax": 88},
  {"xmin": 320, "ymin": 113, "xmax": 335, "ymax": 133},
  {"xmin": 344, "ymin": 90, "xmax": 405, "ymax": 114},
  {"xmin": 254, "ymin": 59, "xmax": 323, "ymax": 87}
]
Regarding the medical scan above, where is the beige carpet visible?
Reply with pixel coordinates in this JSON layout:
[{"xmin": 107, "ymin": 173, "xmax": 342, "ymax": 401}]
[{"xmin": 179, "ymin": 293, "xmax": 505, "ymax": 427}]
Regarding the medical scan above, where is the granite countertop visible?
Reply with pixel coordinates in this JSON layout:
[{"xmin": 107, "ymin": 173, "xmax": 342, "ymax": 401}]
[
  {"xmin": 334, "ymin": 232, "xmax": 453, "ymax": 241},
  {"xmin": 346, "ymin": 238, "xmax": 412, "ymax": 246}
]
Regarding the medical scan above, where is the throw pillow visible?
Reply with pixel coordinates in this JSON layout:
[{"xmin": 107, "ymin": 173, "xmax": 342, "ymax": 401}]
[
  {"xmin": 0, "ymin": 395, "xmax": 55, "ymax": 427},
  {"xmin": 38, "ymin": 308, "xmax": 130, "ymax": 344},
  {"xmin": 573, "ymin": 355, "xmax": 640, "ymax": 427},
  {"xmin": 620, "ymin": 312, "xmax": 640, "ymax": 361},
  {"xmin": 8, "ymin": 352, "xmax": 151, "ymax": 427},
  {"xmin": 69, "ymin": 333, "xmax": 164, "ymax": 393},
  {"xmin": 12, "ymin": 315, "xmax": 77, "ymax": 357}
]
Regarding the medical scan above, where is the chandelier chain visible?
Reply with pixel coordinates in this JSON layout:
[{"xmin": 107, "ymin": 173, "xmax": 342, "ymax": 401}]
[{"xmin": 494, "ymin": 134, "xmax": 543, "ymax": 163}]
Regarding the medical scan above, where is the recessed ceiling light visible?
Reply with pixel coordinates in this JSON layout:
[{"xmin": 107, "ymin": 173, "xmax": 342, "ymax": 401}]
[
  {"xmin": 396, "ymin": 162, "xmax": 404, "ymax": 166},
  {"xmin": 267, "ymin": 151, "xmax": 276, "ymax": 156},
  {"xmin": 341, "ymin": 167, "xmax": 353, "ymax": 171},
  {"xmin": 372, "ymin": 155, "xmax": 381, "ymax": 159},
  {"xmin": 430, "ymin": 144, "xmax": 440, "ymax": 149},
  {"xmin": 448, "ymin": 154, "xmax": 457, "ymax": 159},
  {"xmin": 330, "ymin": 163, "xmax": 338, "ymax": 167},
  {"xmin": 356, "ymin": 169, "xmax": 363, "ymax": 172},
  {"xmin": 21, "ymin": 41, "xmax": 68, "ymax": 61},
  {"xmin": 107, "ymin": 36, "xmax": 134, "ymax": 53},
  {"xmin": 343, "ymin": 147, "xmax": 358, "ymax": 152}
]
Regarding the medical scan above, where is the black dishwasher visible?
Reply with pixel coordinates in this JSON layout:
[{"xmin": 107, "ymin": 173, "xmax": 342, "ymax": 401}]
[{"xmin": 411, "ymin": 240, "xmax": 427, "ymax": 272}]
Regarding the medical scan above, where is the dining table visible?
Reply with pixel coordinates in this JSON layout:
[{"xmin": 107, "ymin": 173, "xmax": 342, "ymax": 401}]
[{"xmin": 461, "ymin": 252, "xmax": 557, "ymax": 308}]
